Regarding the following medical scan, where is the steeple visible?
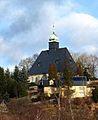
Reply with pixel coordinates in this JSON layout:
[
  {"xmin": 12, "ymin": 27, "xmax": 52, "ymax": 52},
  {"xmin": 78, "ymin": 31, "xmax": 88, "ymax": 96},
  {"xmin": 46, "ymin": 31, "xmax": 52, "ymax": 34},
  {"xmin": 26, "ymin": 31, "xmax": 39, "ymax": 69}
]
[
  {"xmin": 49, "ymin": 32, "xmax": 58, "ymax": 42},
  {"xmin": 49, "ymin": 26, "xmax": 59, "ymax": 50}
]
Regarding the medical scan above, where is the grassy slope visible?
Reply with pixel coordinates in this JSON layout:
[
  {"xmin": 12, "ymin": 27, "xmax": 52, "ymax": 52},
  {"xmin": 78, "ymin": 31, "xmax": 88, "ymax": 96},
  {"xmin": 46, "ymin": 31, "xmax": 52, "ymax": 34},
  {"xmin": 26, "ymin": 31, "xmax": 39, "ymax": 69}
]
[{"xmin": 0, "ymin": 97, "xmax": 96, "ymax": 120}]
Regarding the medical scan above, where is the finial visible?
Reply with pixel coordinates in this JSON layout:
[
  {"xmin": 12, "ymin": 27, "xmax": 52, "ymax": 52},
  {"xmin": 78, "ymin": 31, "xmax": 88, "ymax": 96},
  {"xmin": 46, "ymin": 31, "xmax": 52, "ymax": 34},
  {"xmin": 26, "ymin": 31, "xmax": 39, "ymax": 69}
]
[
  {"xmin": 49, "ymin": 25, "xmax": 58, "ymax": 42},
  {"xmin": 53, "ymin": 24, "xmax": 55, "ymax": 33}
]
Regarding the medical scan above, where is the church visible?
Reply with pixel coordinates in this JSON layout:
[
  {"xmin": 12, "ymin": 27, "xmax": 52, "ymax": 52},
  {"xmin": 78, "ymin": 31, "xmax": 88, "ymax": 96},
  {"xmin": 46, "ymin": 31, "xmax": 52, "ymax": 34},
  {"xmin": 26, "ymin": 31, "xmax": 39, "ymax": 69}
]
[{"xmin": 28, "ymin": 31, "xmax": 77, "ymax": 83}]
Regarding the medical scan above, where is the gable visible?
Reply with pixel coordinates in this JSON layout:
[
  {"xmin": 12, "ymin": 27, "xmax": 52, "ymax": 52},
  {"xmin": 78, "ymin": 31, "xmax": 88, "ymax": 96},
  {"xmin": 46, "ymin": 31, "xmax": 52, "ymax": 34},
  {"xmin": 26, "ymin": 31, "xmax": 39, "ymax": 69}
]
[{"xmin": 28, "ymin": 48, "xmax": 77, "ymax": 75}]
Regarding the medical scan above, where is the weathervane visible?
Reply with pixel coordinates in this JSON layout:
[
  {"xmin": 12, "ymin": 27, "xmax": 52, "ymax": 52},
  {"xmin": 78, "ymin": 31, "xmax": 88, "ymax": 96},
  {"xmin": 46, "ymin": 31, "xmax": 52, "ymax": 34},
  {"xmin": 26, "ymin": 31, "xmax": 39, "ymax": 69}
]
[
  {"xmin": 53, "ymin": 24, "xmax": 55, "ymax": 33},
  {"xmin": 49, "ymin": 24, "xmax": 58, "ymax": 42}
]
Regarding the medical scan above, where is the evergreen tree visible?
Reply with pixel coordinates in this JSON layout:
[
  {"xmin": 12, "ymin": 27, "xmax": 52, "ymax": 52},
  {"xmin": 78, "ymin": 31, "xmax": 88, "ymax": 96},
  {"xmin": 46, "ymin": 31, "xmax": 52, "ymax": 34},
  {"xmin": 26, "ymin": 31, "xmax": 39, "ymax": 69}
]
[
  {"xmin": 20, "ymin": 66, "xmax": 28, "ymax": 81},
  {"xmin": 0, "ymin": 67, "xmax": 6, "ymax": 100},
  {"xmin": 48, "ymin": 64, "xmax": 58, "ymax": 80},
  {"xmin": 5, "ymin": 68, "xmax": 17, "ymax": 98},
  {"xmin": 13, "ymin": 66, "xmax": 28, "ymax": 98},
  {"xmin": 19, "ymin": 66, "xmax": 28, "ymax": 97},
  {"xmin": 63, "ymin": 62, "xmax": 74, "ymax": 97},
  {"xmin": 63, "ymin": 62, "xmax": 75, "ymax": 120},
  {"xmin": 14, "ymin": 66, "xmax": 20, "ymax": 82},
  {"xmin": 13, "ymin": 66, "xmax": 21, "ymax": 98},
  {"xmin": 92, "ymin": 87, "xmax": 98, "ymax": 102}
]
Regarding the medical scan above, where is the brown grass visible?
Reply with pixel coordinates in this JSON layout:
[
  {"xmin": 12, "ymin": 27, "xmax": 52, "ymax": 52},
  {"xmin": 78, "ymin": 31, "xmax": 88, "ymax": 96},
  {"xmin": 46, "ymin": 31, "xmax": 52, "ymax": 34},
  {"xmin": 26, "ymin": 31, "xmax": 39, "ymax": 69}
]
[{"xmin": 0, "ymin": 97, "xmax": 96, "ymax": 120}]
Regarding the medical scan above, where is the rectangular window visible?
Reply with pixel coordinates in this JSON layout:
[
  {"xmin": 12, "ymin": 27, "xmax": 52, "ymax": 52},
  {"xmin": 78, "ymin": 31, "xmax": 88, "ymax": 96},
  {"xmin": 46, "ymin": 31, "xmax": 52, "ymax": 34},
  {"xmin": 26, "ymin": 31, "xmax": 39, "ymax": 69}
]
[{"xmin": 79, "ymin": 87, "xmax": 85, "ymax": 90}]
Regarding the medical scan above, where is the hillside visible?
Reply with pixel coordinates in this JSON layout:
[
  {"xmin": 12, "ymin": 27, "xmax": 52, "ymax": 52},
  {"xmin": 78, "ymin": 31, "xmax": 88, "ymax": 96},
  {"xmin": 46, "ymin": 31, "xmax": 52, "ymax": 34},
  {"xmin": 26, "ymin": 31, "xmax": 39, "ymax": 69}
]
[{"xmin": 0, "ymin": 97, "xmax": 97, "ymax": 120}]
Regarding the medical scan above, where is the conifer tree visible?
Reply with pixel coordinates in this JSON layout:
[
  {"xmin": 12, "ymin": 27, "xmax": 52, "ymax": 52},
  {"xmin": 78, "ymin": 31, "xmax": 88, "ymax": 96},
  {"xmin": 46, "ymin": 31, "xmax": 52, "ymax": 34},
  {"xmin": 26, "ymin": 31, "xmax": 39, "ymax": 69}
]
[
  {"xmin": 0, "ymin": 67, "xmax": 6, "ymax": 100},
  {"xmin": 13, "ymin": 66, "xmax": 28, "ymax": 98},
  {"xmin": 63, "ymin": 61, "xmax": 75, "ymax": 120},
  {"xmin": 48, "ymin": 64, "xmax": 58, "ymax": 80}
]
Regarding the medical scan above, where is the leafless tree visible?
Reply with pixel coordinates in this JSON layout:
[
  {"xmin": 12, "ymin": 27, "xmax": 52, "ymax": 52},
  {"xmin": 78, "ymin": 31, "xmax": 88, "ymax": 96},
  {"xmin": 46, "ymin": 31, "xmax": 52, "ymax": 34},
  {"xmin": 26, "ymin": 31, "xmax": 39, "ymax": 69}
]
[
  {"xmin": 18, "ymin": 53, "xmax": 38, "ymax": 71},
  {"xmin": 72, "ymin": 53, "xmax": 98, "ymax": 78}
]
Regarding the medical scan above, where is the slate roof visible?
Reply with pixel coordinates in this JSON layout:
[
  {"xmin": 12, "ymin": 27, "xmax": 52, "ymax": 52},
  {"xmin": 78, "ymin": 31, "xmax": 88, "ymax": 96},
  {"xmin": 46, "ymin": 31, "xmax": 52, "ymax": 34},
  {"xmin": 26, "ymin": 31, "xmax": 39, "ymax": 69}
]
[
  {"xmin": 87, "ymin": 80, "xmax": 98, "ymax": 87},
  {"xmin": 28, "ymin": 47, "xmax": 77, "ymax": 75},
  {"xmin": 73, "ymin": 76, "xmax": 87, "ymax": 86}
]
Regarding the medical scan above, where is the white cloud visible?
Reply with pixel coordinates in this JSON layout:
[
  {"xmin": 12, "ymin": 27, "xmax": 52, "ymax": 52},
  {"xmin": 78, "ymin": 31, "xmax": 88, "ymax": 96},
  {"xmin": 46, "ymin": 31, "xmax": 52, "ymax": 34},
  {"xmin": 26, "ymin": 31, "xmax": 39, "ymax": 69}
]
[
  {"xmin": 56, "ymin": 12, "xmax": 98, "ymax": 55},
  {"xmin": 0, "ymin": 0, "xmax": 98, "ymax": 69},
  {"xmin": 81, "ymin": 45, "xmax": 98, "ymax": 54}
]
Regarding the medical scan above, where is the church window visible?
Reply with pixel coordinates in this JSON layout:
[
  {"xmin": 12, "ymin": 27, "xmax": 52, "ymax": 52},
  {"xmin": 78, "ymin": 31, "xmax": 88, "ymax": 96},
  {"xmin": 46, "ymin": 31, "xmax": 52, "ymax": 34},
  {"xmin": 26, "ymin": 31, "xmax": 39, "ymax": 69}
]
[
  {"xmin": 49, "ymin": 80, "xmax": 54, "ymax": 85},
  {"xmin": 37, "ymin": 62, "xmax": 40, "ymax": 67},
  {"xmin": 32, "ymin": 77, "xmax": 34, "ymax": 82},
  {"xmin": 55, "ymin": 59, "xmax": 60, "ymax": 64}
]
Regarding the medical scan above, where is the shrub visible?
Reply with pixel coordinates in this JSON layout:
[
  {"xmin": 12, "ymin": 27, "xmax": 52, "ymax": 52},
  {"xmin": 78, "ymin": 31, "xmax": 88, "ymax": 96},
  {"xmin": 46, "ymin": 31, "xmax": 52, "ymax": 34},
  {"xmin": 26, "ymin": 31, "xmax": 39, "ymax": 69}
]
[{"xmin": 92, "ymin": 87, "xmax": 98, "ymax": 103}]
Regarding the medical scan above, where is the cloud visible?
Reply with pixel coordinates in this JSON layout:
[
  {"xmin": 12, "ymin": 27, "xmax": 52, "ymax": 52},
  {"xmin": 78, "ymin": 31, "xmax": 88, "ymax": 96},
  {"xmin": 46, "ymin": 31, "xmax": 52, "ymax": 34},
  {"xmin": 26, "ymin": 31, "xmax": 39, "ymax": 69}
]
[
  {"xmin": 81, "ymin": 45, "xmax": 98, "ymax": 55},
  {"xmin": 0, "ymin": 0, "xmax": 98, "ymax": 70},
  {"xmin": 56, "ymin": 12, "xmax": 98, "ymax": 55}
]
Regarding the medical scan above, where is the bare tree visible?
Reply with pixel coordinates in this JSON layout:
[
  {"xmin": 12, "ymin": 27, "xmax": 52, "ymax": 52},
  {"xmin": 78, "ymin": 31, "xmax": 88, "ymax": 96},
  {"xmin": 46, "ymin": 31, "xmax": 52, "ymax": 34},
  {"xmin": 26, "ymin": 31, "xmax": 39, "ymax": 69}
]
[
  {"xmin": 72, "ymin": 53, "xmax": 98, "ymax": 79},
  {"xmin": 18, "ymin": 53, "xmax": 38, "ymax": 71}
]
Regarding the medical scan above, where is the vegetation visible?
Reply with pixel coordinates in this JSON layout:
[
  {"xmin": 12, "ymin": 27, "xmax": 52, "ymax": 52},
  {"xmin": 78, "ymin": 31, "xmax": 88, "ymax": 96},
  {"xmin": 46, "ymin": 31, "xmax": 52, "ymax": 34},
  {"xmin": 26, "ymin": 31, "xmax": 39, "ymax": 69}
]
[
  {"xmin": 0, "ymin": 66, "xmax": 28, "ymax": 102},
  {"xmin": 72, "ymin": 53, "xmax": 98, "ymax": 80},
  {"xmin": 92, "ymin": 87, "xmax": 98, "ymax": 102},
  {"xmin": 0, "ymin": 97, "xmax": 95, "ymax": 120},
  {"xmin": 18, "ymin": 53, "xmax": 38, "ymax": 70},
  {"xmin": 0, "ymin": 52, "xmax": 98, "ymax": 119},
  {"xmin": 48, "ymin": 64, "xmax": 58, "ymax": 80}
]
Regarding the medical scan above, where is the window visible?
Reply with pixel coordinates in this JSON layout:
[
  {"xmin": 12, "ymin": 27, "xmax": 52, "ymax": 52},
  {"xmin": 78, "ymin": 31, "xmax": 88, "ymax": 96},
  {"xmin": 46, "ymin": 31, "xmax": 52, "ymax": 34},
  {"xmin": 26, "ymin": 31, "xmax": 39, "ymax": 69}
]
[
  {"xmin": 32, "ymin": 77, "xmax": 33, "ymax": 82},
  {"xmin": 49, "ymin": 80, "xmax": 54, "ymax": 85},
  {"xmin": 55, "ymin": 59, "xmax": 60, "ymax": 64},
  {"xmin": 79, "ymin": 86, "xmax": 85, "ymax": 90},
  {"xmin": 37, "ymin": 62, "xmax": 40, "ymax": 67},
  {"xmin": 79, "ymin": 92, "xmax": 84, "ymax": 97}
]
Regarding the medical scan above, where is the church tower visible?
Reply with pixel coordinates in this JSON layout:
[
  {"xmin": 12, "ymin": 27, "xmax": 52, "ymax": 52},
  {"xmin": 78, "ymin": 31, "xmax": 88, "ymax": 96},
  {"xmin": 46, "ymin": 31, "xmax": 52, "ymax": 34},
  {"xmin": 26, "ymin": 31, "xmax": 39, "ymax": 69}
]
[{"xmin": 49, "ymin": 32, "xmax": 59, "ymax": 50}]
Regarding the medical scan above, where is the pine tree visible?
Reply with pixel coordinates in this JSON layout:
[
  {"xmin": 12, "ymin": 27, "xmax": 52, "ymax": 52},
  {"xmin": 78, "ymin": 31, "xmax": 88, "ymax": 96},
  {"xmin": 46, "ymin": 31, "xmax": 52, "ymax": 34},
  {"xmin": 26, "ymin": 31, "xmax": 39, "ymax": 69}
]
[
  {"xmin": 13, "ymin": 66, "xmax": 28, "ymax": 98},
  {"xmin": 92, "ymin": 87, "xmax": 98, "ymax": 102},
  {"xmin": 0, "ymin": 67, "xmax": 6, "ymax": 100},
  {"xmin": 13, "ymin": 66, "xmax": 21, "ymax": 98},
  {"xmin": 5, "ymin": 68, "xmax": 17, "ymax": 99},
  {"xmin": 19, "ymin": 67, "xmax": 28, "ymax": 97},
  {"xmin": 63, "ymin": 61, "xmax": 75, "ymax": 120},
  {"xmin": 48, "ymin": 64, "xmax": 58, "ymax": 80}
]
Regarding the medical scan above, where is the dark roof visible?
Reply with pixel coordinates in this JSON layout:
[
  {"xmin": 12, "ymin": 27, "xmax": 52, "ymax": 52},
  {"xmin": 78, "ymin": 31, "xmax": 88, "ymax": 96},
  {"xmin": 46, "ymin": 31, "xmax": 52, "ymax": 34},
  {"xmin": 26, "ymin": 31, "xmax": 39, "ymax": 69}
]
[
  {"xmin": 28, "ymin": 47, "xmax": 77, "ymax": 75},
  {"xmin": 73, "ymin": 76, "xmax": 87, "ymax": 86},
  {"xmin": 87, "ymin": 80, "xmax": 98, "ymax": 87},
  {"xmin": 38, "ymin": 76, "xmax": 87, "ymax": 87}
]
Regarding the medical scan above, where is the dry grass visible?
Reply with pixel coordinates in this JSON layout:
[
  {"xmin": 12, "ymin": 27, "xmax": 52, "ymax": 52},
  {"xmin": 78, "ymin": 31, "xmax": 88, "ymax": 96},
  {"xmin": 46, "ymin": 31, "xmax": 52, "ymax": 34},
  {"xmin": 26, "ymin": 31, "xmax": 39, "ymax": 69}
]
[{"xmin": 0, "ymin": 97, "xmax": 96, "ymax": 120}]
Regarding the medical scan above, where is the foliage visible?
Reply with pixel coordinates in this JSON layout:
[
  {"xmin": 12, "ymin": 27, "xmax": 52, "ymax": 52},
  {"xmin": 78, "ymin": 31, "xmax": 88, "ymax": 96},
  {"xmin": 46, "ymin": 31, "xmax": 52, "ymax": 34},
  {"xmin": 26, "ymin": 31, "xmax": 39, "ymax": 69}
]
[
  {"xmin": 18, "ymin": 53, "xmax": 38, "ymax": 71},
  {"xmin": 63, "ymin": 61, "xmax": 74, "ymax": 88},
  {"xmin": 13, "ymin": 66, "xmax": 28, "ymax": 98},
  {"xmin": 48, "ymin": 64, "xmax": 58, "ymax": 80},
  {"xmin": 76, "ymin": 61, "xmax": 84, "ymax": 76},
  {"xmin": 0, "ymin": 67, "xmax": 7, "ymax": 100},
  {"xmin": 6, "ymin": 97, "xmax": 96, "ymax": 120},
  {"xmin": 92, "ymin": 87, "xmax": 98, "ymax": 102},
  {"xmin": 63, "ymin": 61, "xmax": 75, "ymax": 120},
  {"xmin": 83, "ymin": 68, "xmax": 91, "ymax": 80},
  {"xmin": 0, "ymin": 65, "xmax": 28, "ymax": 101},
  {"xmin": 72, "ymin": 53, "xmax": 98, "ymax": 79}
]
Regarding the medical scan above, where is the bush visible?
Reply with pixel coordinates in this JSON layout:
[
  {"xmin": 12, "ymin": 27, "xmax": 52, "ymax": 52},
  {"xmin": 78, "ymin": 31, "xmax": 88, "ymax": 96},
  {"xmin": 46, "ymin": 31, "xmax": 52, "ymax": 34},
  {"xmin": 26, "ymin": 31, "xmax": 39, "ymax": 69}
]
[
  {"xmin": 92, "ymin": 87, "xmax": 98, "ymax": 102},
  {"xmin": 73, "ymin": 98, "xmax": 82, "ymax": 105},
  {"xmin": 3, "ymin": 93, "xmax": 10, "ymax": 102}
]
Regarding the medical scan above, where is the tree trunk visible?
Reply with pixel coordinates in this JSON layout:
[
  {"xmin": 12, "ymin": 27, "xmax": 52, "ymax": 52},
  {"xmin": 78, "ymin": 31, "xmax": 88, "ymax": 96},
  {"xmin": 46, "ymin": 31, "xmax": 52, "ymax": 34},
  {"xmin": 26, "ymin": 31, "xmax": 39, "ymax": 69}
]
[{"xmin": 58, "ymin": 86, "xmax": 61, "ymax": 120}]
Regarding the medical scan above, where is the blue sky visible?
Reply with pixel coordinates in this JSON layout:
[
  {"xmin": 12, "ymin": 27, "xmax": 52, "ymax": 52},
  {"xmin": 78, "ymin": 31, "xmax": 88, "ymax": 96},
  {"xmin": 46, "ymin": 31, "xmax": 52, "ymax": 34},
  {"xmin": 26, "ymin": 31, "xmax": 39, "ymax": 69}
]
[{"xmin": 0, "ymin": 0, "xmax": 98, "ymax": 70}]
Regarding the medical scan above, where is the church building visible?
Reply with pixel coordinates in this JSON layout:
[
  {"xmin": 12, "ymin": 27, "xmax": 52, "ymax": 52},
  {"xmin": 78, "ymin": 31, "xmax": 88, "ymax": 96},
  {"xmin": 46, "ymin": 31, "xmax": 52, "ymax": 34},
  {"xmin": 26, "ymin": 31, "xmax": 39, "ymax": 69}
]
[{"xmin": 28, "ymin": 32, "xmax": 77, "ymax": 83}]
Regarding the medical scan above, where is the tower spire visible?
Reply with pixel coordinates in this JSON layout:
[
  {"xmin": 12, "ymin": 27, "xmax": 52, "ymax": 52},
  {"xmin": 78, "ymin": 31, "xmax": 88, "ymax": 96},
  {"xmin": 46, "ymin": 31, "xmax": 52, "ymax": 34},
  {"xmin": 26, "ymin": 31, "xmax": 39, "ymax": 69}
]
[
  {"xmin": 49, "ymin": 25, "xmax": 59, "ymax": 50},
  {"xmin": 49, "ymin": 25, "xmax": 58, "ymax": 42},
  {"xmin": 53, "ymin": 24, "xmax": 55, "ymax": 33}
]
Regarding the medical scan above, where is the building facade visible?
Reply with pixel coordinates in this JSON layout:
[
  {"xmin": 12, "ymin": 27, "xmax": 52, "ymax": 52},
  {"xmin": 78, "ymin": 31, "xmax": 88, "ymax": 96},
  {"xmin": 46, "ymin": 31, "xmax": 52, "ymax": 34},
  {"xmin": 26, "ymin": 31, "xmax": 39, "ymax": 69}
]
[{"xmin": 28, "ymin": 32, "xmax": 77, "ymax": 83}]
